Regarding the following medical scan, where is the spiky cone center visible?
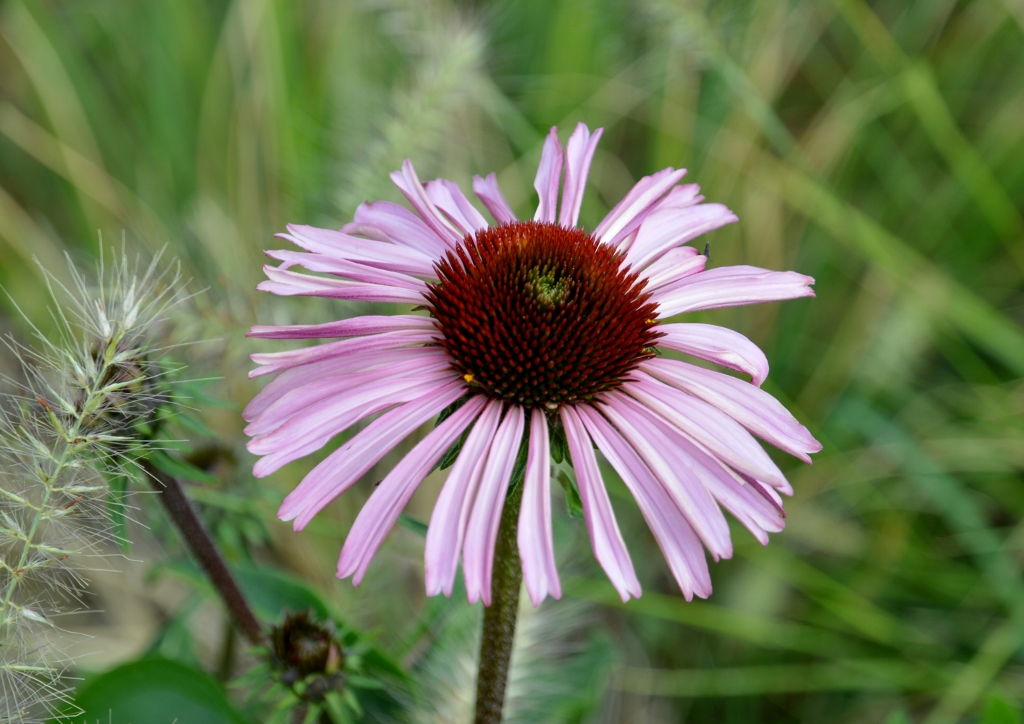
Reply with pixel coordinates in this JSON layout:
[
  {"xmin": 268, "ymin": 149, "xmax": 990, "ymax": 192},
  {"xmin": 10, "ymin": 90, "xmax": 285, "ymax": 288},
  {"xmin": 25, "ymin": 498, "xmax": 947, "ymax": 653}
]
[{"xmin": 426, "ymin": 221, "xmax": 661, "ymax": 406}]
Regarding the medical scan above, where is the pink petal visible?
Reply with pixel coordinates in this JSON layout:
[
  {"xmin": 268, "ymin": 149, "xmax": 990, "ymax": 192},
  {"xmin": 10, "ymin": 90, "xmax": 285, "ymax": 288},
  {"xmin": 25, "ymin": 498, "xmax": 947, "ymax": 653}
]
[
  {"xmin": 533, "ymin": 127, "xmax": 564, "ymax": 224},
  {"xmin": 247, "ymin": 314, "xmax": 435, "ymax": 340},
  {"xmin": 653, "ymin": 267, "xmax": 816, "ymax": 318},
  {"xmin": 249, "ymin": 370, "xmax": 454, "ymax": 476},
  {"xmin": 610, "ymin": 183, "xmax": 705, "ymax": 256},
  {"xmin": 389, "ymin": 160, "xmax": 462, "ymax": 246},
  {"xmin": 464, "ymin": 406, "xmax": 525, "ymax": 605},
  {"xmin": 249, "ymin": 328, "xmax": 440, "ymax": 378},
  {"xmin": 743, "ymin": 474, "xmax": 788, "ymax": 512},
  {"xmin": 425, "ymin": 179, "xmax": 489, "ymax": 235},
  {"xmin": 344, "ymin": 200, "xmax": 449, "ymax": 256},
  {"xmin": 266, "ymin": 249, "xmax": 431, "ymax": 289},
  {"xmin": 640, "ymin": 250, "xmax": 706, "ymax": 290},
  {"xmin": 560, "ymin": 405, "xmax": 641, "ymax": 602},
  {"xmin": 472, "ymin": 173, "xmax": 517, "ymax": 224},
  {"xmin": 648, "ymin": 419, "xmax": 786, "ymax": 544},
  {"xmin": 336, "ymin": 393, "xmax": 487, "ymax": 584},
  {"xmin": 279, "ymin": 224, "xmax": 436, "ymax": 275},
  {"xmin": 558, "ymin": 123, "xmax": 603, "ymax": 228},
  {"xmin": 279, "ymin": 380, "xmax": 474, "ymax": 528},
  {"xmin": 651, "ymin": 183, "xmax": 703, "ymax": 211},
  {"xmin": 246, "ymin": 352, "xmax": 449, "ymax": 437},
  {"xmin": 577, "ymin": 405, "xmax": 711, "ymax": 600},
  {"xmin": 245, "ymin": 346, "xmax": 435, "ymax": 420},
  {"xmin": 596, "ymin": 394, "xmax": 733, "ymax": 561},
  {"xmin": 518, "ymin": 408, "xmax": 561, "ymax": 606},
  {"xmin": 625, "ymin": 204, "xmax": 738, "ymax": 270},
  {"xmin": 257, "ymin": 266, "xmax": 427, "ymax": 305},
  {"xmin": 593, "ymin": 167, "xmax": 688, "ymax": 248},
  {"xmin": 656, "ymin": 323, "xmax": 769, "ymax": 386},
  {"xmin": 642, "ymin": 358, "xmax": 821, "ymax": 463},
  {"xmin": 621, "ymin": 375, "xmax": 789, "ymax": 490},
  {"xmin": 424, "ymin": 400, "xmax": 504, "ymax": 598}
]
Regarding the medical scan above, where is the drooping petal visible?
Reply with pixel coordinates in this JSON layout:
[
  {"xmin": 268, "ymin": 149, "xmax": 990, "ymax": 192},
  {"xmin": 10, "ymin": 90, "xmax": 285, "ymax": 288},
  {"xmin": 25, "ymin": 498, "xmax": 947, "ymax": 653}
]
[
  {"xmin": 464, "ymin": 406, "xmax": 525, "ymax": 605},
  {"xmin": 625, "ymin": 204, "xmax": 738, "ymax": 270},
  {"xmin": 337, "ymin": 394, "xmax": 487, "ymax": 584},
  {"xmin": 279, "ymin": 224, "xmax": 437, "ymax": 275},
  {"xmin": 597, "ymin": 393, "xmax": 733, "ymax": 561},
  {"xmin": 278, "ymin": 380, "xmax": 473, "ymax": 528},
  {"xmin": 266, "ymin": 249, "xmax": 431, "ymax": 290},
  {"xmin": 653, "ymin": 267, "xmax": 816, "ymax": 318},
  {"xmin": 472, "ymin": 173, "xmax": 517, "ymax": 224},
  {"xmin": 593, "ymin": 168, "xmax": 688, "ymax": 248},
  {"xmin": 622, "ymin": 375, "xmax": 790, "ymax": 492},
  {"xmin": 656, "ymin": 323, "xmax": 769, "ymax": 386},
  {"xmin": 578, "ymin": 405, "xmax": 711, "ymax": 600},
  {"xmin": 344, "ymin": 200, "xmax": 450, "ymax": 257},
  {"xmin": 640, "ymin": 250, "xmax": 706, "ymax": 290},
  {"xmin": 656, "ymin": 425, "xmax": 786, "ymax": 544},
  {"xmin": 390, "ymin": 160, "xmax": 463, "ymax": 247},
  {"xmin": 651, "ymin": 183, "xmax": 703, "ymax": 211},
  {"xmin": 249, "ymin": 370, "xmax": 454, "ymax": 476},
  {"xmin": 249, "ymin": 328, "xmax": 439, "ymax": 378},
  {"xmin": 257, "ymin": 266, "xmax": 427, "ymax": 305},
  {"xmin": 637, "ymin": 411, "xmax": 786, "ymax": 540},
  {"xmin": 559, "ymin": 123, "xmax": 603, "ymax": 228},
  {"xmin": 424, "ymin": 400, "xmax": 503, "ymax": 598},
  {"xmin": 425, "ymin": 179, "xmax": 489, "ymax": 235},
  {"xmin": 608, "ymin": 183, "xmax": 704, "ymax": 257},
  {"xmin": 533, "ymin": 127, "xmax": 564, "ymax": 224},
  {"xmin": 247, "ymin": 314, "xmax": 435, "ymax": 340},
  {"xmin": 561, "ymin": 405, "xmax": 641, "ymax": 602},
  {"xmin": 245, "ymin": 352, "xmax": 449, "ymax": 437},
  {"xmin": 245, "ymin": 347, "xmax": 434, "ymax": 420},
  {"xmin": 642, "ymin": 358, "xmax": 821, "ymax": 462},
  {"xmin": 518, "ymin": 408, "xmax": 561, "ymax": 606}
]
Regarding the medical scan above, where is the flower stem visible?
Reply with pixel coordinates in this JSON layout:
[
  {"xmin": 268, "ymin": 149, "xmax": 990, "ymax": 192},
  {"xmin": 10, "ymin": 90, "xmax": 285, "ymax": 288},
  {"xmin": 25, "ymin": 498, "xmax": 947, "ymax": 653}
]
[
  {"xmin": 142, "ymin": 460, "xmax": 264, "ymax": 645},
  {"xmin": 473, "ymin": 480, "xmax": 524, "ymax": 724}
]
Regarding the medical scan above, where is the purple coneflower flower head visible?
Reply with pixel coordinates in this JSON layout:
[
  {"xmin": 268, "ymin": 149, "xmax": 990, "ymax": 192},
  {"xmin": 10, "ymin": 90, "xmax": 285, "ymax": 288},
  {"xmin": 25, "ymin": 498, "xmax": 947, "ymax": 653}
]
[{"xmin": 245, "ymin": 124, "xmax": 821, "ymax": 606}]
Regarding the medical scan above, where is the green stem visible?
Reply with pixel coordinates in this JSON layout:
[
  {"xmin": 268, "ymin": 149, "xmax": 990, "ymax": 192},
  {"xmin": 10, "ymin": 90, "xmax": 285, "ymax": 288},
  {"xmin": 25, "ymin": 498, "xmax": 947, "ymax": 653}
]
[{"xmin": 473, "ymin": 481, "xmax": 524, "ymax": 724}]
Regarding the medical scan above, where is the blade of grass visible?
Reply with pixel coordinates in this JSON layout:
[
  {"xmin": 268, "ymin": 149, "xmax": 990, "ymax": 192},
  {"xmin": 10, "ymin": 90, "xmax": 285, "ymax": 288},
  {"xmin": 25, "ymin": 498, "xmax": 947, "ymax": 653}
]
[{"xmin": 619, "ymin": 658, "xmax": 947, "ymax": 697}]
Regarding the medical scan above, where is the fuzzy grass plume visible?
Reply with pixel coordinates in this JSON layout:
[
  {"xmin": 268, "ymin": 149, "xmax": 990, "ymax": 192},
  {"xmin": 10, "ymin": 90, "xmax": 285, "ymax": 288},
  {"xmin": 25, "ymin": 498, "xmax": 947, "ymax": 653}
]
[{"xmin": 0, "ymin": 249, "xmax": 186, "ymax": 722}]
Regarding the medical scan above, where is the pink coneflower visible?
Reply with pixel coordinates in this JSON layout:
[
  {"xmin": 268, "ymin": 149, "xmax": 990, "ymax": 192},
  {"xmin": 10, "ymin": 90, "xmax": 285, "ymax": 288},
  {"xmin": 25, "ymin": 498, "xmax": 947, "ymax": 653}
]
[{"xmin": 245, "ymin": 124, "xmax": 820, "ymax": 607}]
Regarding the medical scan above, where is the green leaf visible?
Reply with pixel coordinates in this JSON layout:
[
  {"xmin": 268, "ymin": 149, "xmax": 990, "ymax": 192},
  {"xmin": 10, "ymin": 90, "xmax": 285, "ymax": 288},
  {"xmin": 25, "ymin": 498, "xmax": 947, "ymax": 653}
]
[
  {"xmin": 884, "ymin": 710, "xmax": 911, "ymax": 724},
  {"xmin": 549, "ymin": 422, "xmax": 567, "ymax": 465},
  {"xmin": 435, "ymin": 426, "xmax": 469, "ymax": 470},
  {"xmin": 433, "ymin": 395, "xmax": 473, "ymax": 471},
  {"xmin": 52, "ymin": 658, "xmax": 252, "ymax": 724},
  {"xmin": 508, "ymin": 421, "xmax": 530, "ymax": 492},
  {"xmin": 324, "ymin": 690, "xmax": 355, "ymax": 723},
  {"xmin": 173, "ymin": 411, "xmax": 218, "ymax": 438},
  {"xmin": 149, "ymin": 449, "xmax": 219, "ymax": 485},
  {"xmin": 434, "ymin": 395, "xmax": 468, "ymax": 427},
  {"xmin": 555, "ymin": 469, "xmax": 585, "ymax": 519},
  {"xmin": 398, "ymin": 513, "xmax": 428, "ymax": 537},
  {"xmin": 347, "ymin": 674, "xmax": 385, "ymax": 689},
  {"xmin": 107, "ymin": 473, "xmax": 131, "ymax": 553},
  {"xmin": 171, "ymin": 374, "xmax": 237, "ymax": 409},
  {"xmin": 232, "ymin": 567, "xmax": 331, "ymax": 621},
  {"xmin": 983, "ymin": 693, "xmax": 1023, "ymax": 724}
]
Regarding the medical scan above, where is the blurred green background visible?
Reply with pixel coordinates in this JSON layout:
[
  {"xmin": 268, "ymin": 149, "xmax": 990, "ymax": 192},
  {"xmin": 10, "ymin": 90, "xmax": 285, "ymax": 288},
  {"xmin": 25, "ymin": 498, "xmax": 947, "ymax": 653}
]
[{"xmin": 2, "ymin": 0, "xmax": 1024, "ymax": 722}]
